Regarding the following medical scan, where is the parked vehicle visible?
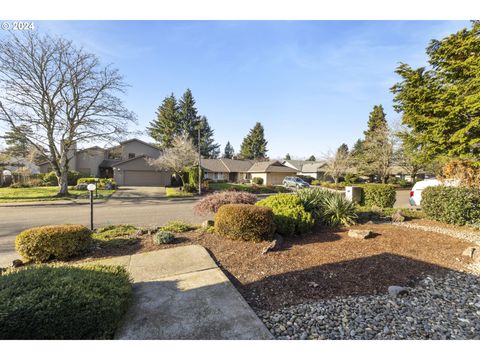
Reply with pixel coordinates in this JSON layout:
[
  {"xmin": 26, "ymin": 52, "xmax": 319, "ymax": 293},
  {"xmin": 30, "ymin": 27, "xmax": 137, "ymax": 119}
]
[
  {"xmin": 283, "ymin": 176, "xmax": 310, "ymax": 189},
  {"xmin": 409, "ymin": 179, "xmax": 441, "ymax": 206}
]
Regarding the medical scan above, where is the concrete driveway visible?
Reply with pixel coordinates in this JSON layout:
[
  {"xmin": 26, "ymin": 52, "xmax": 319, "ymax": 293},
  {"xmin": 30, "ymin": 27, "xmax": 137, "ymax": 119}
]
[
  {"xmin": 111, "ymin": 186, "xmax": 166, "ymax": 199},
  {"xmin": 0, "ymin": 197, "xmax": 210, "ymax": 267}
]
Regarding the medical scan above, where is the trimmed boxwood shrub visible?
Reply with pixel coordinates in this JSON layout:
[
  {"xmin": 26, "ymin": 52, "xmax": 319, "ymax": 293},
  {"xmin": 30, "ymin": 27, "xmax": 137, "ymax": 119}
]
[
  {"xmin": 0, "ymin": 264, "xmax": 132, "ymax": 339},
  {"xmin": 422, "ymin": 186, "xmax": 480, "ymax": 225},
  {"xmin": 360, "ymin": 184, "xmax": 396, "ymax": 208},
  {"xmin": 215, "ymin": 204, "xmax": 275, "ymax": 241},
  {"xmin": 77, "ymin": 177, "xmax": 117, "ymax": 189},
  {"xmin": 256, "ymin": 194, "xmax": 314, "ymax": 236},
  {"xmin": 16, "ymin": 224, "xmax": 92, "ymax": 263},
  {"xmin": 41, "ymin": 171, "xmax": 82, "ymax": 186},
  {"xmin": 252, "ymin": 177, "xmax": 264, "ymax": 185}
]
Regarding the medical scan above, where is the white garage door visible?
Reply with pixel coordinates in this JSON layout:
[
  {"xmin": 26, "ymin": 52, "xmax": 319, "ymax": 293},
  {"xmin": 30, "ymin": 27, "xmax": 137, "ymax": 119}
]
[{"xmin": 123, "ymin": 170, "xmax": 170, "ymax": 186}]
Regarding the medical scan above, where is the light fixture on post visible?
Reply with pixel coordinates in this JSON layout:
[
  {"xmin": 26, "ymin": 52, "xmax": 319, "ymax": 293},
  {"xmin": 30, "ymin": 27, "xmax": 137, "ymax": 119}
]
[{"xmin": 87, "ymin": 183, "xmax": 96, "ymax": 230}]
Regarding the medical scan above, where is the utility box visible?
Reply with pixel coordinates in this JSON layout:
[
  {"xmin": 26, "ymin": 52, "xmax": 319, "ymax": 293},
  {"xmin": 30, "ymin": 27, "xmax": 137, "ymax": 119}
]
[{"xmin": 345, "ymin": 186, "xmax": 362, "ymax": 203}]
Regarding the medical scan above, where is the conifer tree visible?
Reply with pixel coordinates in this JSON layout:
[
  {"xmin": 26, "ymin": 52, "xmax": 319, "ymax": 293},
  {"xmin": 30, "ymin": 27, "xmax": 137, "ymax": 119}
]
[
  {"xmin": 223, "ymin": 141, "xmax": 235, "ymax": 159},
  {"xmin": 239, "ymin": 122, "xmax": 268, "ymax": 160},
  {"xmin": 147, "ymin": 94, "xmax": 180, "ymax": 150}
]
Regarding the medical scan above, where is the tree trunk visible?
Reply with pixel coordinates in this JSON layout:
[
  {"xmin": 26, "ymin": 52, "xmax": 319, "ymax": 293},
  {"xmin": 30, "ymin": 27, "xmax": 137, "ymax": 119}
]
[{"xmin": 57, "ymin": 170, "xmax": 69, "ymax": 197}]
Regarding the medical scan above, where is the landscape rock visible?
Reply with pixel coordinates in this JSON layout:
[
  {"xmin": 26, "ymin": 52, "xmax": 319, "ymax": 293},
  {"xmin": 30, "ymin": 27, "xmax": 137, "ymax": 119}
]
[
  {"xmin": 12, "ymin": 259, "xmax": 23, "ymax": 268},
  {"xmin": 388, "ymin": 285, "xmax": 409, "ymax": 297},
  {"xmin": 262, "ymin": 234, "xmax": 284, "ymax": 254},
  {"xmin": 348, "ymin": 229, "xmax": 374, "ymax": 239},
  {"xmin": 202, "ymin": 220, "xmax": 214, "ymax": 228},
  {"xmin": 257, "ymin": 271, "xmax": 480, "ymax": 340},
  {"xmin": 391, "ymin": 210, "xmax": 405, "ymax": 223},
  {"xmin": 462, "ymin": 247, "xmax": 478, "ymax": 260}
]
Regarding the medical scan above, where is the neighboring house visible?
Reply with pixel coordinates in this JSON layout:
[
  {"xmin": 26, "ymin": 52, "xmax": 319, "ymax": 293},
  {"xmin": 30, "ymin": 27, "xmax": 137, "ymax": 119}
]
[
  {"xmin": 247, "ymin": 160, "xmax": 297, "ymax": 185},
  {"xmin": 282, "ymin": 160, "xmax": 328, "ymax": 179},
  {"xmin": 38, "ymin": 138, "xmax": 172, "ymax": 186},
  {"xmin": 200, "ymin": 158, "xmax": 254, "ymax": 182}
]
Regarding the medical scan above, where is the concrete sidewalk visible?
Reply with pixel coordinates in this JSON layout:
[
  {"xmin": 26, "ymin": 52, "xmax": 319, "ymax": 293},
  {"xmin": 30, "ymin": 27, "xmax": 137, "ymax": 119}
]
[{"xmin": 92, "ymin": 245, "xmax": 272, "ymax": 340}]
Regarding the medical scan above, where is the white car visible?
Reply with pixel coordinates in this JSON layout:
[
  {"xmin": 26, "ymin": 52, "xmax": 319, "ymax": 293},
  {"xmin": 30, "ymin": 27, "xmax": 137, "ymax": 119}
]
[{"xmin": 409, "ymin": 179, "xmax": 441, "ymax": 206}]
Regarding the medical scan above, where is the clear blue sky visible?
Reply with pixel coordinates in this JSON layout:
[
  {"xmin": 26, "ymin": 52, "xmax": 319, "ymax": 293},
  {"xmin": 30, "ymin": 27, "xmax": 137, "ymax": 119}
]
[{"xmin": 4, "ymin": 20, "xmax": 472, "ymax": 158}]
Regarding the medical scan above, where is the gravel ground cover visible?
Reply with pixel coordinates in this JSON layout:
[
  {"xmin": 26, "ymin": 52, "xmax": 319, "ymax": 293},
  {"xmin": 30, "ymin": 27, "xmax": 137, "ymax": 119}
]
[{"xmin": 257, "ymin": 270, "xmax": 480, "ymax": 340}]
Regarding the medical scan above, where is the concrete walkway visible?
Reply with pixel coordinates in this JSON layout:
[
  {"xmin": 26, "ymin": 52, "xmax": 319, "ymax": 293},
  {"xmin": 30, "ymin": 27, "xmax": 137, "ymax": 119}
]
[{"xmin": 93, "ymin": 245, "xmax": 272, "ymax": 340}]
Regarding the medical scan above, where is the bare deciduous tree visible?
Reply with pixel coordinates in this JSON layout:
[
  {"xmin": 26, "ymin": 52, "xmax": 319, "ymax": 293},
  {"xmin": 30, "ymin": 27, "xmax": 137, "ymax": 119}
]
[
  {"xmin": 322, "ymin": 146, "xmax": 351, "ymax": 184},
  {"xmin": 148, "ymin": 135, "xmax": 197, "ymax": 187},
  {"xmin": 0, "ymin": 32, "xmax": 136, "ymax": 196}
]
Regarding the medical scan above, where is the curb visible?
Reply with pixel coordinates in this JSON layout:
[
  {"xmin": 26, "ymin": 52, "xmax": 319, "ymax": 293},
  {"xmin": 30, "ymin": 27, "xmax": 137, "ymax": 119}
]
[{"xmin": 0, "ymin": 199, "xmax": 108, "ymax": 208}]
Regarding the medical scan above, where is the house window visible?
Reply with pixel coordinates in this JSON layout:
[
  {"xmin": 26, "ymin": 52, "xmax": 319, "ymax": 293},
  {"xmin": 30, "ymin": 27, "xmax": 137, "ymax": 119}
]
[{"xmin": 128, "ymin": 153, "xmax": 135, "ymax": 159}]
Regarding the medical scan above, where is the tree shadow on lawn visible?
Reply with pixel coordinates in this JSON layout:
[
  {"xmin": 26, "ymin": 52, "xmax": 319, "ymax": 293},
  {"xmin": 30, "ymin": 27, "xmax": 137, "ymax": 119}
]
[{"xmin": 236, "ymin": 252, "xmax": 465, "ymax": 311}]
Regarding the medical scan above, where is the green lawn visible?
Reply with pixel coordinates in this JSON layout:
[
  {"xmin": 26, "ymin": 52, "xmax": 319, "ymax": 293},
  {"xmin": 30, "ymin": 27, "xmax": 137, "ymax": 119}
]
[
  {"xmin": 165, "ymin": 187, "xmax": 194, "ymax": 197},
  {"xmin": 208, "ymin": 182, "xmax": 289, "ymax": 194},
  {"xmin": 0, "ymin": 186, "xmax": 116, "ymax": 203}
]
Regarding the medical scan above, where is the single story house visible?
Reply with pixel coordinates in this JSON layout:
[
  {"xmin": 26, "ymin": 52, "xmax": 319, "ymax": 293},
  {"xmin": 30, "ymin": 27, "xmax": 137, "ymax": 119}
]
[
  {"xmin": 282, "ymin": 160, "xmax": 328, "ymax": 179},
  {"xmin": 38, "ymin": 138, "xmax": 172, "ymax": 186},
  {"xmin": 247, "ymin": 160, "xmax": 297, "ymax": 185},
  {"xmin": 200, "ymin": 158, "xmax": 254, "ymax": 182}
]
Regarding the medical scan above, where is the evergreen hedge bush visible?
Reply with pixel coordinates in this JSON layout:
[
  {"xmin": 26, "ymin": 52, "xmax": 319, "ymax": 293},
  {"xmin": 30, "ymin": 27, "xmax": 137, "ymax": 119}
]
[
  {"xmin": 0, "ymin": 264, "xmax": 132, "ymax": 339},
  {"xmin": 256, "ymin": 194, "xmax": 314, "ymax": 235},
  {"xmin": 422, "ymin": 186, "xmax": 480, "ymax": 225}
]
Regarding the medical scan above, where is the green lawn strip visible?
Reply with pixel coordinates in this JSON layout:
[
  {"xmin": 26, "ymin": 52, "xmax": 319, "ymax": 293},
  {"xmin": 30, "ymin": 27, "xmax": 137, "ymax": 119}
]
[
  {"xmin": 0, "ymin": 187, "xmax": 115, "ymax": 203},
  {"xmin": 165, "ymin": 187, "xmax": 194, "ymax": 197},
  {"xmin": 92, "ymin": 225, "xmax": 139, "ymax": 248}
]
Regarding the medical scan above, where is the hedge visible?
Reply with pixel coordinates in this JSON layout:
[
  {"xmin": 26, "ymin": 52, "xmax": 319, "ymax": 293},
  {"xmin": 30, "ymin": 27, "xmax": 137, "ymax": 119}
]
[
  {"xmin": 422, "ymin": 186, "xmax": 480, "ymax": 225},
  {"xmin": 41, "ymin": 171, "xmax": 82, "ymax": 186},
  {"xmin": 215, "ymin": 204, "xmax": 275, "ymax": 241},
  {"xmin": 16, "ymin": 224, "xmax": 93, "ymax": 262},
  {"xmin": 77, "ymin": 177, "xmax": 117, "ymax": 189},
  {"xmin": 0, "ymin": 264, "xmax": 132, "ymax": 339},
  {"xmin": 256, "ymin": 193, "xmax": 314, "ymax": 235},
  {"xmin": 360, "ymin": 184, "xmax": 396, "ymax": 208}
]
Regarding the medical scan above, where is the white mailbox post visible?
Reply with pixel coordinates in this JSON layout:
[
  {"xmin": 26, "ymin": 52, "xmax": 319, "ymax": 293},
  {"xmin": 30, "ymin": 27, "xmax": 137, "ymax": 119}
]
[{"xmin": 345, "ymin": 186, "xmax": 362, "ymax": 203}]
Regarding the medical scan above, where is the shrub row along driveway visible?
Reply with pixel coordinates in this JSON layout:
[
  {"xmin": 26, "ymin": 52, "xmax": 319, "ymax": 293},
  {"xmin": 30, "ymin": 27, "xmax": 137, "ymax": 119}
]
[{"xmin": 0, "ymin": 198, "xmax": 210, "ymax": 267}]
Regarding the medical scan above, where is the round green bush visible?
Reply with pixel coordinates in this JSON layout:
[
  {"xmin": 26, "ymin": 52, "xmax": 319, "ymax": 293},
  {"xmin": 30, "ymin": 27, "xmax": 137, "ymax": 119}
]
[
  {"xmin": 256, "ymin": 193, "xmax": 314, "ymax": 236},
  {"xmin": 0, "ymin": 264, "xmax": 132, "ymax": 339},
  {"xmin": 16, "ymin": 224, "xmax": 93, "ymax": 263},
  {"xmin": 252, "ymin": 177, "xmax": 264, "ymax": 185},
  {"xmin": 153, "ymin": 230, "xmax": 175, "ymax": 244},
  {"xmin": 360, "ymin": 184, "xmax": 396, "ymax": 208},
  {"xmin": 215, "ymin": 204, "xmax": 275, "ymax": 241},
  {"xmin": 422, "ymin": 186, "xmax": 480, "ymax": 225}
]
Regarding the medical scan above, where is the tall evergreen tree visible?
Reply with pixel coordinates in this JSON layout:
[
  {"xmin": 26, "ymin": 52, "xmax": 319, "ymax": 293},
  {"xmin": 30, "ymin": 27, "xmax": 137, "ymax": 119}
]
[
  {"xmin": 2, "ymin": 125, "xmax": 32, "ymax": 158},
  {"xmin": 223, "ymin": 141, "xmax": 235, "ymax": 159},
  {"xmin": 197, "ymin": 116, "xmax": 220, "ymax": 158},
  {"xmin": 307, "ymin": 155, "xmax": 316, "ymax": 161},
  {"xmin": 147, "ymin": 94, "xmax": 180, "ymax": 150},
  {"xmin": 239, "ymin": 122, "xmax": 268, "ymax": 160},
  {"xmin": 337, "ymin": 143, "xmax": 349, "ymax": 156},
  {"xmin": 364, "ymin": 105, "xmax": 388, "ymax": 138},
  {"xmin": 178, "ymin": 88, "xmax": 199, "ymax": 140},
  {"xmin": 285, "ymin": 153, "xmax": 291, "ymax": 160}
]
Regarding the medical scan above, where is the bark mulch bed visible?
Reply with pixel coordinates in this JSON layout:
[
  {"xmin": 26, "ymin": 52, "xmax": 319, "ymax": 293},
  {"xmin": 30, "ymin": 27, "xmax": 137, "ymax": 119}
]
[{"xmin": 79, "ymin": 223, "xmax": 475, "ymax": 311}]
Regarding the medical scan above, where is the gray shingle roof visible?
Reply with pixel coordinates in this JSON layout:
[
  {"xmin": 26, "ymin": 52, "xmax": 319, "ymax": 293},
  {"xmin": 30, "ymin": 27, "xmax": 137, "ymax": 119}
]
[
  {"xmin": 200, "ymin": 159, "xmax": 229, "ymax": 173},
  {"xmin": 200, "ymin": 158, "xmax": 255, "ymax": 173},
  {"xmin": 247, "ymin": 161, "xmax": 297, "ymax": 173}
]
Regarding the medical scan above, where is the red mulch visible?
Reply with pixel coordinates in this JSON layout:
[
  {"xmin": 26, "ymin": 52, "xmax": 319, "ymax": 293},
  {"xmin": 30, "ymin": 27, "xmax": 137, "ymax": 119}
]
[{"xmin": 79, "ymin": 222, "xmax": 474, "ymax": 311}]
